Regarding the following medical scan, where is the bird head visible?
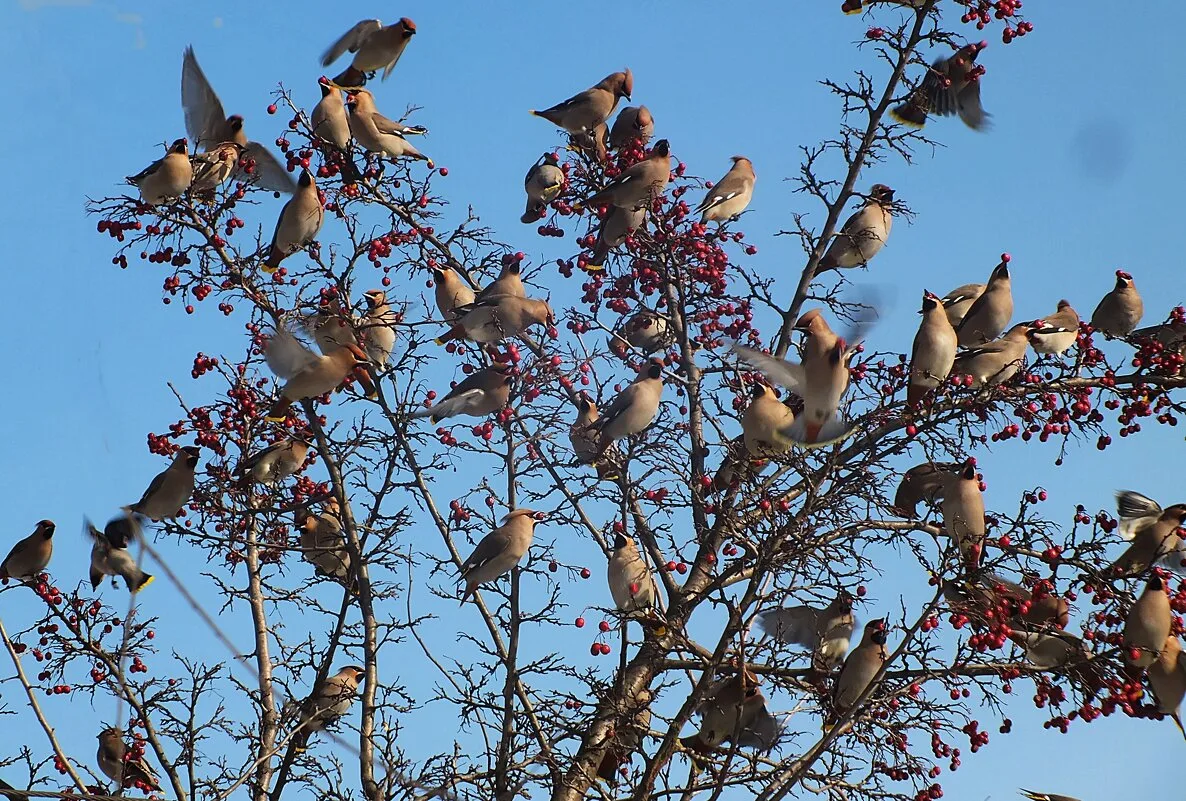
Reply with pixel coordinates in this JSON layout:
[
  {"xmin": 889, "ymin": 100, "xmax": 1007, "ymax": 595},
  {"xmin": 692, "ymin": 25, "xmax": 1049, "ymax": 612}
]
[
  {"xmin": 960, "ymin": 459, "xmax": 977, "ymax": 481},
  {"xmin": 650, "ymin": 139, "xmax": 670, "ymax": 158},
  {"xmin": 618, "ymin": 68, "xmax": 634, "ymax": 100},
  {"xmin": 990, "ymin": 259, "xmax": 1011, "ymax": 282},
  {"xmin": 1115, "ymin": 269, "xmax": 1134, "ymax": 288},
  {"xmin": 37, "ymin": 520, "xmax": 56, "ymax": 538},
  {"xmin": 613, "ymin": 533, "xmax": 629, "ymax": 550},
  {"xmin": 1147, "ymin": 573, "xmax": 1165, "ymax": 592},
  {"xmin": 398, "ymin": 17, "xmax": 417, "ymax": 34},
  {"xmin": 317, "ymin": 76, "xmax": 337, "ymax": 96},
  {"xmin": 363, "ymin": 289, "xmax": 387, "ymax": 309},
  {"xmin": 920, "ymin": 290, "xmax": 941, "ymax": 312},
  {"xmin": 180, "ymin": 446, "xmax": 202, "ymax": 467},
  {"xmin": 1056, "ymin": 299, "xmax": 1073, "ymax": 312},
  {"xmin": 866, "ymin": 618, "xmax": 888, "ymax": 644},
  {"xmin": 342, "ymin": 665, "xmax": 367, "ymax": 684},
  {"xmin": 869, "ymin": 183, "xmax": 895, "ymax": 203},
  {"xmin": 169, "ymin": 138, "xmax": 189, "ymax": 154},
  {"xmin": 227, "ymin": 115, "xmax": 245, "ymax": 133},
  {"xmin": 1163, "ymin": 504, "xmax": 1186, "ymax": 524},
  {"xmin": 644, "ymin": 360, "xmax": 664, "ymax": 381},
  {"xmin": 749, "ymin": 382, "xmax": 772, "ymax": 400},
  {"xmin": 297, "ymin": 169, "xmax": 315, "ymax": 188},
  {"xmin": 793, "ymin": 308, "xmax": 826, "ymax": 335},
  {"xmin": 97, "ymin": 726, "xmax": 123, "ymax": 740}
]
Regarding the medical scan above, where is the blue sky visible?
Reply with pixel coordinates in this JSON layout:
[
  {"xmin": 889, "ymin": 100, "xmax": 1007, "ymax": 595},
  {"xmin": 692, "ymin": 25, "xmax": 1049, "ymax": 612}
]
[{"xmin": 1, "ymin": 1, "xmax": 1183, "ymax": 799}]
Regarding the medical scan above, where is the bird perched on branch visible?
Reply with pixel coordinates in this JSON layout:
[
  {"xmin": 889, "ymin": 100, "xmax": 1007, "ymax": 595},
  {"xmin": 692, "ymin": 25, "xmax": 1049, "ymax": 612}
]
[
  {"xmin": 458, "ymin": 509, "xmax": 545, "ymax": 605},
  {"xmin": 346, "ymin": 89, "xmax": 431, "ymax": 163},
  {"xmin": 693, "ymin": 156, "xmax": 756, "ymax": 225},
  {"xmin": 1110, "ymin": 490, "xmax": 1186, "ymax": 575},
  {"xmin": 522, "ymin": 153, "xmax": 565, "ymax": 223},
  {"xmin": 130, "ymin": 446, "xmax": 200, "ymax": 521},
  {"xmin": 1, "ymin": 520, "xmax": 55, "ymax": 581},
  {"xmin": 411, "ymin": 363, "xmax": 513, "ymax": 423},
  {"xmin": 236, "ymin": 433, "xmax": 310, "ymax": 486},
  {"xmin": 816, "ymin": 184, "xmax": 894, "ymax": 273},
  {"xmin": 291, "ymin": 665, "xmax": 367, "ymax": 753},
  {"xmin": 582, "ymin": 140, "xmax": 671, "ymax": 211},
  {"xmin": 531, "ymin": 70, "xmax": 633, "ymax": 141},
  {"xmin": 608, "ymin": 105, "xmax": 654, "ymax": 150},
  {"xmin": 97, "ymin": 727, "xmax": 161, "ymax": 792},
  {"xmin": 1091, "ymin": 270, "xmax": 1143, "ymax": 338},
  {"xmin": 127, "ymin": 139, "xmax": 192, "ymax": 206},
  {"xmin": 587, "ymin": 360, "xmax": 665, "ymax": 456},
  {"xmin": 262, "ymin": 169, "xmax": 324, "ymax": 273}
]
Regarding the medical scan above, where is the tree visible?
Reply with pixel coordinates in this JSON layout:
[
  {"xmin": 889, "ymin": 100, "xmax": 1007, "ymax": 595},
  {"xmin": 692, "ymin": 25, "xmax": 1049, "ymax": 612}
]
[{"xmin": 3, "ymin": 3, "xmax": 1184, "ymax": 801}]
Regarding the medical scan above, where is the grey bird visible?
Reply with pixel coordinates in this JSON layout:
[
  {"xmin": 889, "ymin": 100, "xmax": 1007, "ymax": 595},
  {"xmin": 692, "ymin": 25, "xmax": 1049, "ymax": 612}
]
[
  {"xmin": 608, "ymin": 105, "xmax": 654, "ymax": 150},
  {"xmin": 955, "ymin": 259, "xmax": 1013, "ymax": 346},
  {"xmin": 680, "ymin": 667, "xmax": 785, "ymax": 753},
  {"xmin": 1, "ymin": 520, "xmax": 55, "ymax": 581},
  {"xmin": 892, "ymin": 462, "xmax": 961, "ymax": 518},
  {"xmin": 311, "ymin": 76, "xmax": 351, "ymax": 150},
  {"xmin": 741, "ymin": 383, "xmax": 796, "ymax": 458},
  {"xmin": 360, "ymin": 289, "xmax": 397, "ymax": 366},
  {"xmin": 587, "ymin": 360, "xmax": 665, "ymax": 455},
  {"xmin": 1124, "ymin": 574, "xmax": 1172, "ymax": 668},
  {"xmin": 1008, "ymin": 629, "xmax": 1092, "ymax": 670},
  {"xmin": 608, "ymin": 308, "xmax": 671, "ymax": 359},
  {"xmin": 1147, "ymin": 633, "xmax": 1186, "ymax": 738},
  {"xmin": 939, "ymin": 283, "xmax": 986, "ymax": 328},
  {"xmin": 127, "ymin": 138, "xmax": 193, "ymax": 206},
  {"xmin": 346, "ymin": 89, "xmax": 430, "ymax": 162},
  {"xmin": 694, "ymin": 156, "xmax": 756, "ymax": 224},
  {"xmin": 758, "ymin": 591, "xmax": 856, "ymax": 672},
  {"xmin": 582, "ymin": 140, "xmax": 671, "ymax": 211},
  {"xmin": 941, "ymin": 460, "xmax": 985, "ymax": 570},
  {"xmin": 1111, "ymin": 490, "xmax": 1186, "ymax": 575},
  {"xmin": 908, "ymin": 290, "xmax": 958, "ymax": 407},
  {"xmin": 458, "ymin": 509, "xmax": 545, "ymax": 605},
  {"xmin": 588, "ymin": 205, "xmax": 647, "ymax": 270},
  {"xmin": 817, "ymin": 184, "xmax": 894, "ymax": 272},
  {"xmin": 831, "ymin": 619, "xmax": 888, "ymax": 719},
  {"xmin": 531, "ymin": 70, "xmax": 633, "ymax": 139},
  {"xmin": 262, "ymin": 169, "xmax": 324, "ymax": 273},
  {"xmin": 471, "ymin": 260, "xmax": 527, "ymax": 306},
  {"xmin": 522, "ymin": 153, "xmax": 565, "ymax": 223},
  {"xmin": 189, "ymin": 141, "xmax": 245, "ymax": 195},
  {"xmin": 236, "ymin": 433, "xmax": 310, "ymax": 486},
  {"xmin": 430, "ymin": 264, "xmax": 476, "ymax": 323},
  {"xmin": 86, "ymin": 516, "xmax": 153, "ymax": 592},
  {"xmin": 1019, "ymin": 791, "xmax": 1083, "ymax": 801},
  {"xmin": 294, "ymin": 665, "xmax": 367, "ymax": 752},
  {"xmin": 411, "ymin": 363, "xmax": 513, "ymax": 423},
  {"xmin": 1091, "ymin": 270, "xmax": 1143, "ymax": 338},
  {"xmin": 298, "ymin": 503, "xmax": 353, "ymax": 590},
  {"xmin": 97, "ymin": 727, "xmax": 161, "ymax": 791},
  {"xmin": 321, "ymin": 18, "xmax": 417, "ymax": 87},
  {"xmin": 1133, "ymin": 316, "xmax": 1186, "ymax": 358},
  {"xmin": 129, "ymin": 446, "xmax": 200, "ymax": 521},
  {"xmin": 433, "ymin": 295, "xmax": 554, "ymax": 345},
  {"xmin": 951, "ymin": 322, "xmax": 1034, "ymax": 388},
  {"xmin": 1027, "ymin": 300, "xmax": 1080, "ymax": 356},
  {"xmin": 181, "ymin": 46, "xmax": 297, "ymax": 194},
  {"xmin": 596, "ymin": 688, "xmax": 653, "ymax": 783},
  {"xmin": 891, "ymin": 42, "xmax": 991, "ymax": 131},
  {"xmin": 608, "ymin": 533, "xmax": 656, "ymax": 613},
  {"xmin": 570, "ymin": 394, "xmax": 621, "ymax": 480}
]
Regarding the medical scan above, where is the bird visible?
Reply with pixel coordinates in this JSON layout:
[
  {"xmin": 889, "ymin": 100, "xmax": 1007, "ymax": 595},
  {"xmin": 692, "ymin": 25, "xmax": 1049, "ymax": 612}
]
[
  {"xmin": 127, "ymin": 138, "xmax": 193, "ymax": 206},
  {"xmin": 1133, "ymin": 316, "xmax": 1186, "ymax": 357},
  {"xmin": 608, "ymin": 105, "xmax": 654, "ymax": 150},
  {"xmin": 908, "ymin": 290, "xmax": 958, "ymax": 407},
  {"xmin": 607, "ymin": 533, "xmax": 656, "ymax": 613},
  {"xmin": 608, "ymin": 309, "xmax": 671, "ymax": 359},
  {"xmin": 730, "ymin": 309, "xmax": 862, "ymax": 446},
  {"xmin": 842, "ymin": 0, "xmax": 930, "ymax": 12},
  {"xmin": 430, "ymin": 264, "xmax": 476, "ymax": 323},
  {"xmin": 955, "ymin": 259, "xmax": 1013, "ymax": 346},
  {"xmin": 951, "ymin": 322, "xmax": 1034, "ymax": 388},
  {"xmin": 940, "ymin": 573, "xmax": 1069, "ymax": 631},
  {"xmin": 359, "ymin": 289, "xmax": 397, "ymax": 366},
  {"xmin": 293, "ymin": 665, "xmax": 367, "ymax": 752},
  {"xmin": 1008, "ymin": 629, "xmax": 1092, "ymax": 670},
  {"xmin": 588, "ymin": 205, "xmax": 647, "ymax": 270},
  {"xmin": 411, "ymin": 363, "xmax": 513, "ymax": 423},
  {"xmin": 181, "ymin": 46, "xmax": 296, "ymax": 194},
  {"xmin": 471, "ymin": 259, "xmax": 527, "ymax": 305},
  {"xmin": 311, "ymin": 76, "xmax": 351, "ymax": 150},
  {"xmin": 86, "ymin": 516, "xmax": 153, "ymax": 592},
  {"xmin": 0, "ymin": 778, "xmax": 24, "ymax": 801},
  {"xmin": 582, "ymin": 140, "xmax": 672, "ymax": 211},
  {"xmin": 263, "ymin": 320, "xmax": 376, "ymax": 421},
  {"xmin": 129, "ymin": 446, "xmax": 200, "ymax": 521},
  {"xmin": 0, "ymin": 520, "xmax": 55, "ymax": 581},
  {"xmin": 1147, "ymin": 633, "xmax": 1186, "ymax": 738},
  {"xmin": 433, "ymin": 295, "xmax": 554, "ymax": 345},
  {"xmin": 741, "ymin": 383, "xmax": 796, "ymax": 458},
  {"xmin": 522, "ymin": 153, "xmax": 565, "ymax": 223},
  {"xmin": 458, "ymin": 509, "xmax": 545, "ymax": 605},
  {"xmin": 891, "ymin": 462, "xmax": 961, "ymax": 518},
  {"xmin": 831, "ymin": 619, "xmax": 888, "ymax": 719},
  {"xmin": 586, "ymin": 360, "xmax": 665, "ymax": 455},
  {"xmin": 236, "ymin": 433, "xmax": 310, "ymax": 486},
  {"xmin": 1018, "ymin": 791, "xmax": 1083, "ymax": 801},
  {"xmin": 298, "ymin": 505, "xmax": 354, "ymax": 590},
  {"xmin": 816, "ymin": 184, "xmax": 894, "ymax": 272},
  {"xmin": 680, "ymin": 666, "xmax": 784, "ymax": 753},
  {"xmin": 891, "ymin": 42, "xmax": 991, "ymax": 131},
  {"xmin": 320, "ymin": 18, "xmax": 417, "ymax": 87},
  {"xmin": 1124, "ymin": 574, "xmax": 1172, "ymax": 668},
  {"xmin": 595, "ymin": 689, "xmax": 652, "ymax": 783},
  {"xmin": 1027, "ymin": 300, "xmax": 1080, "ymax": 356},
  {"xmin": 938, "ymin": 283, "xmax": 986, "ymax": 328},
  {"xmin": 307, "ymin": 295, "xmax": 360, "ymax": 355},
  {"xmin": 693, "ymin": 156, "xmax": 756, "ymax": 225},
  {"xmin": 1110, "ymin": 491, "xmax": 1186, "ymax": 575},
  {"xmin": 1091, "ymin": 270, "xmax": 1143, "ymax": 338},
  {"xmin": 262, "ymin": 169, "xmax": 324, "ymax": 273},
  {"xmin": 96, "ymin": 727, "xmax": 161, "ymax": 791},
  {"xmin": 189, "ymin": 141, "xmax": 246, "ymax": 195},
  {"xmin": 346, "ymin": 89, "xmax": 431, "ymax": 162},
  {"xmin": 940, "ymin": 460, "xmax": 985, "ymax": 570},
  {"xmin": 531, "ymin": 70, "xmax": 633, "ymax": 140},
  {"xmin": 758, "ymin": 591, "xmax": 856, "ymax": 672},
  {"xmin": 569, "ymin": 394, "xmax": 621, "ymax": 480}
]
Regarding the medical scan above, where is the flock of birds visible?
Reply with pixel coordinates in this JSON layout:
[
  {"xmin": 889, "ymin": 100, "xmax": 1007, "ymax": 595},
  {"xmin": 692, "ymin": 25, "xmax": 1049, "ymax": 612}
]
[{"xmin": 2, "ymin": 11, "xmax": 1182, "ymax": 801}]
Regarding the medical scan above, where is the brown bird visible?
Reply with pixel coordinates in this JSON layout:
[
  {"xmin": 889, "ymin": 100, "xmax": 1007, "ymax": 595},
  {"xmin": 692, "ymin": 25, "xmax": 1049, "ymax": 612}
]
[
  {"xmin": 97, "ymin": 727, "xmax": 161, "ymax": 791},
  {"xmin": 0, "ymin": 520, "xmax": 55, "ymax": 581},
  {"xmin": 360, "ymin": 289, "xmax": 397, "ymax": 366},
  {"xmin": 608, "ymin": 105, "xmax": 654, "ymax": 150},
  {"xmin": 433, "ymin": 295, "xmax": 554, "ymax": 345},
  {"xmin": 1124, "ymin": 574, "xmax": 1172, "ymax": 668},
  {"xmin": 298, "ymin": 505, "xmax": 354, "ymax": 590},
  {"xmin": 939, "ymin": 283, "xmax": 986, "ymax": 328},
  {"xmin": 892, "ymin": 462, "xmax": 961, "ymax": 518},
  {"xmin": 263, "ymin": 321, "xmax": 376, "ymax": 421},
  {"xmin": 311, "ymin": 76, "xmax": 351, "ymax": 150},
  {"xmin": 694, "ymin": 156, "xmax": 756, "ymax": 225},
  {"xmin": 741, "ymin": 383, "xmax": 796, "ymax": 458},
  {"xmin": 130, "ymin": 446, "xmax": 200, "ymax": 521},
  {"xmin": 293, "ymin": 665, "xmax": 367, "ymax": 752},
  {"xmin": 951, "ymin": 322, "xmax": 1034, "ymax": 388},
  {"xmin": 582, "ymin": 140, "xmax": 671, "ymax": 211},
  {"xmin": 262, "ymin": 169, "xmax": 324, "ymax": 273},
  {"xmin": 411, "ymin": 363, "xmax": 513, "ymax": 423},
  {"xmin": 941, "ymin": 573, "xmax": 1069, "ymax": 631},
  {"xmin": 891, "ymin": 42, "xmax": 991, "ymax": 131},
  {"xmin": 321, "ymin": 18, "xmax": 416, "ymax": 87},
  {"xmin": 531, "ymin": 70, "xmax": 633, "ymax": 139},
  {"xmin": 570, "ymin": 394, "xmax": 621, "ymax": 480},
  {"xmin": 941, "ymin": 460, "xmax": 985, "ymax": 570},
  {"xmin": 831, "ymin": 619, "xmax": 888, "ymax": 719},
  {"xmin": 237, "ymin": 434, "xmax": 310, "ymax": 486},
  {"xmin": 758, "ymin": 591, "xmax": 856, "ymax": 672},
  {"xmin": 587, "ymin": 360, "xmax": 665, "ymax": 454},
  {"xmin": 608, "ymin": 309, "xmax": 671, "ymax": 359},
  {"xmin": 1091, "ymin": 270, "xmax": 1144, "ymax": 338},
  {"xmin": 607, "ymin": 533, "xmax": 657, "ymax": 613},
  {"xmin": 817, "ymin": 184, "xmax": 894, "ymax": 272},
  {"xmin": 595, "ymin": 689, "xmax": 652, "ymax": 783},
  {"xmin": 189, "ymin": 141, "xmax": 245, "ymax": 195},
  {"xmin": 1110, "ymin": 491, "xmax": 1186, "ymax": 575},
  {"xmin": 522, "ymin": 153, "xmax": 565, "ymax": 223},
  {"xmin": 955, "ymin": 259, "xmax": 1013, "ymax": 346},
  {"xmin": 680, "ymin": 666, "xmax": 785, "ymax": 753},
  {"xmin": 307, "ymin": 295, "xmax": 360, "ymax": 355},
  {"xmin": 908, "ymin": 290, "xmax": 958, "ymax": 406},
  {"xmin": 472, "ymin": 259, "xmax": 527, "ymax": 305},
  {"xmin": 588, "ymin": 205, "xmax": 646, "ymax": 270},
  {"xmin": 1147, "ymin": 634, "xmax": 1186, "ymax": 738},
  {"xmin": 1018, "ymin": 791, "xmax": 1083, "ymax": 801},
  {"xmin": 127, "ymin": 138, "xmax": 193, "ymax": 206},
  {"xmin": 1133, "ymin": 316, "xmax": 1186, "ymax": 358},
  {"xmin": 430, "ymin": 264, "xmax": 476, "ymax": 323},
  {"xmin": 346, "ymin": 89, "xmax": 430, "ymax": 162},
  {"xmin": 458, "ymin": 509, "xmax": 545, "ymax": 605},
  {"xmin": 181, "ymin": 46, "xmax": 296, "ymax": 194},
  {"xmin": 1027, "ymin": 300, "xmax": 1080, "ymax": 356}
]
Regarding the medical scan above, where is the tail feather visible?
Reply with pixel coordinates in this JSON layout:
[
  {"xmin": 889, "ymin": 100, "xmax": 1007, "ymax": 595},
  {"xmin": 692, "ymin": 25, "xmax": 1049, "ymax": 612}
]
[
  {"xmin": 135, "ymin": 573, "xmax": 155, "ymax": 592},
  {"xmin": 889, "ymin": 100, "xmax": 928, "ymax": 129},
  {"xmin": 434, "ymin": 324, "xmax": 466, "ymax": 346}
]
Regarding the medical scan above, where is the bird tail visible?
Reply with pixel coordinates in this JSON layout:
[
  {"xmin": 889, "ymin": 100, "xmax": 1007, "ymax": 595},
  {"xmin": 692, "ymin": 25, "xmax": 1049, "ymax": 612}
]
[
  {"xmin": 889, "ymin": 98, "xmax": 928, "ymax": 129},
  {"xmin": 906, "ymin": 382, "xmax": 927, "ymax": 408},
  {"xmin": 266, "ymin": 397, "xmax": 293, "ymax": 422},
  {"xmin": 134, "ymin": 572, "xmax": 155, "ymax": 592},
  {"xmin": 841, "ymin": 0, "xmax": 865, "ymax": 13},
  {"xmin": 261, "ymin": 248, "xmax": 282, "ymax": 274},
  {"xmin": 434, "ymin": 325, "xmax": 465, "ymax": 346},
  {"xmin": 331, "ymin": 66, "xmax": 366, "ymax": 89}
]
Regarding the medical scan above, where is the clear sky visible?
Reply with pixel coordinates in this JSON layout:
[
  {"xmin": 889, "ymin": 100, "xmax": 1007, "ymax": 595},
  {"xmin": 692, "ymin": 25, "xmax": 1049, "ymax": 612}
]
[{"xmin": 1, "ymin": 2, "xmax": 1183, "ymax": 800}]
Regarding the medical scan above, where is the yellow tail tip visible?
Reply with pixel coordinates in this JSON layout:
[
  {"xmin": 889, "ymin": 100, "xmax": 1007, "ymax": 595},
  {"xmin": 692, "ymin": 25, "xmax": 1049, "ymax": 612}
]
[
  {"xmin": 265, "ymin": 414, "xmax": 286, "ymax": 423},
  {"xmin": 138, "ymin": 575, "xmax": 156, "ymax": 591},
  {"xmin": 260, "ymin": 264, "xmax": 278, "ymax": 274},
  {"xmin": 529, "ymin": 110, "xmax": 540, "ymax": 117},
  {"xmin": 433, "ymin": 337, "xmax": 445, "ymax": 346},
  {"xmin": 888, "ymin": 109, "xmax": 926, "ymax": 129}
]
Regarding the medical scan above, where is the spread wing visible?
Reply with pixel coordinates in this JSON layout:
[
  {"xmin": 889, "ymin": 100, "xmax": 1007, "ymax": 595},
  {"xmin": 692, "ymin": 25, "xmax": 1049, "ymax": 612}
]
[
  {"xmin": 181, "ymin": 46, "xmax": 227, "ymax": 149},
  {"xmin": 1115, "ymin": 490, "xmax": 1162, "ymax": 541},
  {"xmin": 757, "ymin": 606, "xmax": 821, "ymax": 648},
  {"xmin": 321, "ymin": 19, "xmax": 383, "ymax": 66},
  {"xmin": 729, "ymin": 343, "xmax": 805, "ymax": 391},
  {"xmin": 241, "ymin": 142, "xmax": 298, "ymax": 195},
  {"xmin": 265, "ymin": 322, "xmax": 319, "ymax": 380}
]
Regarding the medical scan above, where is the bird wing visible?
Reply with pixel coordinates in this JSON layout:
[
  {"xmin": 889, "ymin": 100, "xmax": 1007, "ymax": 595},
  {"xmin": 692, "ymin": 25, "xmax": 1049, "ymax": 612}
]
[
  {"xmin": 729, "ymin": 343, "xmax": 805, "ymax": 391},
  {"xmin": 461, "ymin": 530, "xmax": 511, "ymax": 573},
  {"xmin": 538, "ymin": 87, "xmax": 596, "ymax": 117},
  {"xmin": 265, "ymin": 323, "xmax": 319, "ymax": 379},
  {"xmin": 735, "ymin": 705, "xmax": 788, "ymax": 752},
  {"xmin": 1115, "ymin": 490, "xmax": 1162, "ymax": 541},
  {"xmin": 237, "ymin": 441, "xmax": 285, "ymax": 474},
  {"xmin": 411, "ymin": 388, "xmax": 485, "ymax": 420},
  {"xmin": 595, "ymin": 383, "xmax": 641, "ymax": 430},
  {"xmin": 321, "ymin": 19, "xmax": 383, "ymax": 65},
  {"xmin": 941, "ymin": 284, "xmax": 983, "ymax": 307},
  {"xmin": 893, "ymin": 463, "xmax": 958, "ymax": 517},
  {"xmin": 694, "ymin": 176, "xmax": 744, "ymax": 214},
  {"xmin": 132, "ymin": 466, "xmax": 172, "ymax": 510},
  {"xmin": 369, "ymin": 111, "xmax": 414, "ymax": 137},
  {"xmin": 757, "ymin": 606, "xmax": 821, "ymax": 647},
  {"xmin": 181, "ymin": 46, "xmax": 228, "ymax": 149},
  {"xmin": 241, "ymin": 142, "xmax": 298, "ymax": 195}
]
